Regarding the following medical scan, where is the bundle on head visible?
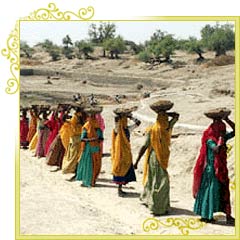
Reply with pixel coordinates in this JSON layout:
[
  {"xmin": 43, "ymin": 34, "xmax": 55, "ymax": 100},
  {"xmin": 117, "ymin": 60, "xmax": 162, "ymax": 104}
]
[
  {"xmin": 84, "ymin": 106, "xmax": 103, "ymax": 115},
  {"xmin": 71, "ymin": 101, "xmax": 86, "ymax": 112},
  {"xmin": 40, "ymin": 105, "xmax": 50, "ymax": 112},
  {"xmin": 150, "ymin": 99, "xmax": 174, "ymax": 113},
  {"xmin": 204, "ymin": 107, "xmax": 231, "ymax": 120},
  {"xmin": 113, "ymin": 106, "xmax": 137, "ymax": 117}
]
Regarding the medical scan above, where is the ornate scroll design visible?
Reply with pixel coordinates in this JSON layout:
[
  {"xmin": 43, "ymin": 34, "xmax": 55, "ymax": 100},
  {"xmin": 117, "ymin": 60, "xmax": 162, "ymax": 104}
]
[
  {"xmin": 142, "ymin": 217, "xmax": 206, "ymax": 235},
  {"xmin": 1, "ymin": 21, "xmax": 20, "ymax": 94},
  {"xmin": 24, "ymin": 3, "xmax": 94, "ymax": 21},
  {"xmin": 1, "ymin": 3, "xmax": 95, "ymax": 94}
]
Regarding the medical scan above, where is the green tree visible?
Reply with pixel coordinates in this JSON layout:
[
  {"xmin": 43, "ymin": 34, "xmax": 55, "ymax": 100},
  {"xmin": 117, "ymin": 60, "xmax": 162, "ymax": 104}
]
[
  {"xmin": 124, "ymin": 40, "xmax": 144, "ymax": 54},
  {"xmin": 201, "ymin": 23, "xmax": 235, "ymax": 56},
  {"xmin": 88, "ymin": 22, "xmax": 116, "ymax": 57},
  {"xmin": 49, "ymin": 45, "xmax": 61, "ymax": 61},
  {"xmin": 39, "ymin": 39, "xmax": 54, "ymax": 52},
  {"xmin": 185, "ymin": 37, "xmax": 205, "ymax": 61},
  {"xmin": 138, "ymin": 50, "xmax": 152, "ymax": 63},
  {"xmin": 144, "ymin": 30, "xmax": 176, "ymax": 63},
  {"xmin": 62, "ymin": 35, "xmax": 74, "ymax": 59},
  {"xmin": 103, "ymin": 36, "xmax": 126, "ymax": 59},
  {"xmin": 20, "ymin": 41, "xmax": 34, "ymax": 58},
  {"xmin": 62, "ymin": 47, "xmax": 74, "ymax": 59},
  {"xmin": 62, "ymin": 35, "xmax": 73, "ymax": 49},
  {"xmin": 75, "ymin": 40, "xmax": 94, "ymax": 59}
]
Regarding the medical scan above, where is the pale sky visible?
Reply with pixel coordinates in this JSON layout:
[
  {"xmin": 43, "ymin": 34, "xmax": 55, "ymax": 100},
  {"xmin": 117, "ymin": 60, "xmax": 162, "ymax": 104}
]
[{"xmin": 20, "ymin": 21, "xmax": 234, "ymax": 46}]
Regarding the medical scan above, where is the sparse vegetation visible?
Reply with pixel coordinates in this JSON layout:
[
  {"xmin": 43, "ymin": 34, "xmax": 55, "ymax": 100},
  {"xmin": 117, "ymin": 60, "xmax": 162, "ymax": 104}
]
[
  {"xmin": 184, "ymin": 37, "xmax": 205, "ymax": 61},
  {"xmin": 20, "ymin": 41, "xmax": 34, "ymax": 58},
  {"xmin": 75, "ymin": 40, "xmax": 94, "ymax": 59},
  {"xmin": 103, "ymin": 36, "xmax": 126, "ymax": 59},
  {"xmin": 88, "ymin": 22, "xmax": 116, "ymax": 57},
  {"xmin": 201, "ymin": 23, "xmax": 234, "ymax": 56}
]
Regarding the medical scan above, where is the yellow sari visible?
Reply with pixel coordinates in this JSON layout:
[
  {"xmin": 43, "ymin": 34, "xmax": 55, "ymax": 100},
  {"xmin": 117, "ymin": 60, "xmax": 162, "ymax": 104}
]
[
  {"xmin": 61, "ymin": 113, "xmax": 83, "ymax": 173},
  {"xmin": 143, "ymin": 113, "xmax": 171, "ymax": 186},
  {"xmin": 111, "ymin": 117, "xmax": 132, "ymax": 177}
]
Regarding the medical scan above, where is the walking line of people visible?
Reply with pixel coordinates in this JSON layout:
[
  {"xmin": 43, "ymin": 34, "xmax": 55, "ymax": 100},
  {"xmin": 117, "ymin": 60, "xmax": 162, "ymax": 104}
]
[{"xmin": 20, "ymin": 99, "xmax": 235, "ymax": 225}]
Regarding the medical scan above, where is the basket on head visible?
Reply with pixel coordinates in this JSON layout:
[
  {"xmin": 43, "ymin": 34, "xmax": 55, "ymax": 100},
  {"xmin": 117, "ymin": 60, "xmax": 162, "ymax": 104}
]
[
  {"xmin": 204, "ymin": 107, "xmax": 231, "ymax": 120},
  {"xmin": 113, "ymin": 106, "xmax": 138, "ymax": 116},
  {"xmin": 150, "ymin": 100, "xmax": 174, "ymax": 113},
  {"xmin": 84, "ymin": 106, "xmax": 103, "ymax": 115},
  {"xmin": 71, "ymin": 101, "xmax": 86, "ymax": 110}
]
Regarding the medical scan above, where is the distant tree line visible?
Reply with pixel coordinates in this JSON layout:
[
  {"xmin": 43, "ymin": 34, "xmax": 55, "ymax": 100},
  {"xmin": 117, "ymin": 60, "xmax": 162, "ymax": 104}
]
[{"xmin": 20, "ymin": 22, "xmax": 235, "ymax": 63}]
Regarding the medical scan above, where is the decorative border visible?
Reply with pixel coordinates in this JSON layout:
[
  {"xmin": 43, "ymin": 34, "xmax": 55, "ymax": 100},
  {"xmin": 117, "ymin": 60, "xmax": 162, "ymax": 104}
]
[
  {"xmin": 1, "ymin": 21, "xmax": 20, "ymax": 94},
  {"xmin": 142, "ymin": 217, "xmax": 206, "ymax": 235},
  {"xmin": 1, "ymin": 3, "xmax": 239, "ymax": 239},
  {"xmin": 22, "ymin": 3, "xmax": 94, "ymax": 21},
  {"xmin": 1, "ymin": 2, "xmax": 94, "ymax": 94}
]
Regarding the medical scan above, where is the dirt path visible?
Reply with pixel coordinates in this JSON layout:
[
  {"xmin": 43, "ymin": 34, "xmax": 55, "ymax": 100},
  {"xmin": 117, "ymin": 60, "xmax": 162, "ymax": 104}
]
[{"xmin": 20, "ymin": 104, "xmax": 235, "ymax": 236}]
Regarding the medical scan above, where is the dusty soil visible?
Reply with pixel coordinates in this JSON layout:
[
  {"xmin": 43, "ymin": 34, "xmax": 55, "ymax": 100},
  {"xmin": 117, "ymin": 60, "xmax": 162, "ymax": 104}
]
[{"xmin": 20, "ymin": 50, "xmax": 236, "ymax": 235}]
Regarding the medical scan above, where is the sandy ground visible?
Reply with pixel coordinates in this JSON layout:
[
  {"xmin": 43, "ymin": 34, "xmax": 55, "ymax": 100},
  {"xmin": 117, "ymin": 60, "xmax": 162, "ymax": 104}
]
[{"xmin": 20, "ymin": 51, "xmax": 236, "ymax": 236}]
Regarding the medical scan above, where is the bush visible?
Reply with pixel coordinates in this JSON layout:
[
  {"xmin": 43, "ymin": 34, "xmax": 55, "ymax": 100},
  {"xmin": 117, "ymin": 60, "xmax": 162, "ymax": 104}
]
[{"xmin": 138, "ymin": 50, "xmax": 152, "ymax": 63}]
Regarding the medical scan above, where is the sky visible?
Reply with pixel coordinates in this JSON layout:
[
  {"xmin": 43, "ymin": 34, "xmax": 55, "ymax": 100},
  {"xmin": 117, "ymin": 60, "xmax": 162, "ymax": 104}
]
[{"xmin": 20, "ymin": 20, "xmax": 234, "ymax": 46}]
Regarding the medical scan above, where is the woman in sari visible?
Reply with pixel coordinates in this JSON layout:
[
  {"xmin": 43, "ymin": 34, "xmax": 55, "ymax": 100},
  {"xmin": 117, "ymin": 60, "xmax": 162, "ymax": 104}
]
[
  {"xmin": 193, "ymin": 111, "xmax": 235, "ymax": 225},
  {"xmin": 26, "ymin": 107, "xmax": 38, "ymax": 144},
  {"xmin": 75, "ymin": 107, "xmax": 103, "ymax": 187},
  {"xmin": 134, "ymin": 101, "xmax": 179, "ymax": 215},
  {"xmin": 44, "ymin": 107, "xmax": 64, "ymax": 156},
  {"xmin": 35, "ymin": 110, "xmax": 50, "ymax": 158},
  {"xmin": 111, "ymin": 110, "xmax": 141, "ymax": 197},
  {"xmin": 62, "ymin": 107, "xmax": 85, "ymax": 174},
  {"xmin": 95, "ymin": 113, "xmax": 105, "ymax": 155},
  {"xmin": 46, "ymin": 111, "xmax": 70, "ymax": 170},
  {"xmin": 20, "ymin": 109, "xmax": 29, "ymax": 149}
]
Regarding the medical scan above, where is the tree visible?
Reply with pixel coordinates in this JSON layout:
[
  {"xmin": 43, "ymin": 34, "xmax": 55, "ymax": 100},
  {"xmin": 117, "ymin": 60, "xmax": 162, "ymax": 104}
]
[
  {"xmin": 144, "ymin": 30, "xmax": 176, "ymax": 63},
  {"xmin": 88, "ymin": 22, "xmax": 116, "ymax": 57},
  {"xmin": 185, "ymin": 37, "xmax": 205, "ymax": 61},
  {"xmin": 49, "ymin": 46, "xmax": 61, "ymax": 61},
  {"xmin": 138, "ymin": 50, "xmax": 152, "ymax": 63},
  {"xmin": 62, "ymin": 35, "xmax": 74, "ymax": 59},
  {"xmin": 75, "ymin": 40, "xmax": 94, "ymax": 59},
  {"xmin": 201, "ymin": 23, "xmax": 235, "ymax": 56},
  {"xmin": 62, "ymin": 35, "xmax": 73, "ymax": 49},
  {"xmin": 124, "ymin": 40, "xmax": 144, "ymax": 54},
  {"xmin": 20, "ymin": 41, "xmax": 34, "ymax": 58},
  {"xmin": 39, "ymin": 39, "xmax": 54, "ymax": 52},
  {"xmin": 103, "ymin": 36, "xmax": 126, "ymax": 59}
]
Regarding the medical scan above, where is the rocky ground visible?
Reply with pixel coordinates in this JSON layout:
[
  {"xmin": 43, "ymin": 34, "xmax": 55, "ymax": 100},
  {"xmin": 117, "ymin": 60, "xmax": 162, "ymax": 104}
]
[{"xmin": 19, "ymin": 50, "xmax": 236, "ymax": 236}]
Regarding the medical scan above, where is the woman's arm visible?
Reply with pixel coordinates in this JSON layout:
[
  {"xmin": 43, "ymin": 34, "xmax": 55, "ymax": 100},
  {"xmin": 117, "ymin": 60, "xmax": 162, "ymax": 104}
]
[{"xmin": 134, "ymin": 145, "xmax": 148, "ymax": 169}]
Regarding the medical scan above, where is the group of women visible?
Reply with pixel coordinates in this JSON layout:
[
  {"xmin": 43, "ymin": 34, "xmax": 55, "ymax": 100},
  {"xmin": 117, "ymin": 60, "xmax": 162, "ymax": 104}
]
[{"xmin": 20, "ymin": 99, "xmax": 235, "ymax": 226}]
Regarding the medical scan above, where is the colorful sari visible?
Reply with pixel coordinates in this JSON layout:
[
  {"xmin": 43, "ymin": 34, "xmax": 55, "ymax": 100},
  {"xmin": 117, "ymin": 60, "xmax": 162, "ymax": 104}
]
[
  {"xmin": 35, "ymin": 119, "xmax": 50, "ymax": 158},
  {"xmin": 62, "ymin": 113, "xmax": 82, "ymax": 174},
  {"xmin": 46, "ymin": 134, "xmax": 65, "ymax": 168},
  {"xmin": 140, "ymin": 113, "xmax": 173, "ymax": 215},
  {"xmin": 44, "ymin": 112, "xmax": 63, "ymax": 156},
  {"xmin": 20, "ymin": 116, "xmax": 29, "ymax": 148},
  {"xmin": 111, "ymin": 117, "xmax": 136, "ymax": 185},
  {"xmin": 29, "ymin": 132, "xmax": 38, "ymax": 151},
  {"xmin": 193, "ymin": 120, "xmax": 234, "ymax": 220},
  {"xmin": 26, "ymin": 110, "xmax": 37, "ymax": 143},
  {"xmin": 76, "ymin": 117, "xmax": 103, "ymax": 187},
  {"xmin": 95, "ymin": 113, "xmax": 105, "ymax": 154}
]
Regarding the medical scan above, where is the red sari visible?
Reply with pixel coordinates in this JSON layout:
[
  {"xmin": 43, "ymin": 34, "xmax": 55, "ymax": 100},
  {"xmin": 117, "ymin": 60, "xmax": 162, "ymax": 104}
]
[
  {"xmin": 20, "ymin": 116, "xmax": 29, "ymax": 148},
  {"xmin": 193, "ymin": 120, "xmax": 231, "ymax": 215},
  {"xmin": 44, "ymin": 112, "xmax": 63, "ymax": 156}
]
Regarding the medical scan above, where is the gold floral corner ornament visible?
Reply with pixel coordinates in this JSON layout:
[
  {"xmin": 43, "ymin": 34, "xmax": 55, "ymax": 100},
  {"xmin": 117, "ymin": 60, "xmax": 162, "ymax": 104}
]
[
  {"xmin": 24, "ymin": 3, "xmax": 94, "ymax": 21},
  {"xmin": 1, "ymin": 2, "xmax": 95, "ymax": 94},
  {"xmin": 1, "ymin": 21, "xmax": 20, "ymax": 94},
  {"xmin": 142, "ymin": 217, "xmax": 206, "ymax": 235}
]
